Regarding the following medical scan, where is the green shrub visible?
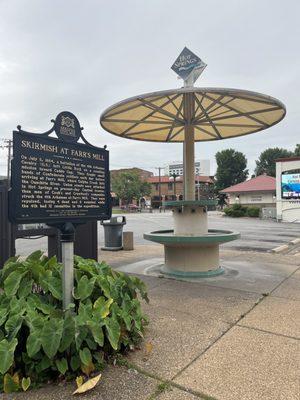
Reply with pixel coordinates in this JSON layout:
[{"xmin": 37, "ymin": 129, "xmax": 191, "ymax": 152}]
[
  {"xmin": 246, "ymin": 206, "xmax": 260, "ymax": 217},
  {"xmin": 224, "ymin": 203, "xmax": 248, "ymax": 217},
  {"xmin": 0, "ymin": 251, "xmax": 148, "ymax": 393},
  {"xmin": 223, "ymin": 206, "xmax": 233, "ymax": 216}
]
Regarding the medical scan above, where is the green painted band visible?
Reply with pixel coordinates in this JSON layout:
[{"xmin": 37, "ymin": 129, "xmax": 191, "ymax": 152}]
[
  {"xmin": 163, "ymin": 200, "xmax": 217, "ymax": 207},
  {"xmin": 161, "ymin": 265, "xmax": 225, "ymax": 278},
  {"xmin": 143, "ymin": 229, "xmax": 240, "ymax": 244}
]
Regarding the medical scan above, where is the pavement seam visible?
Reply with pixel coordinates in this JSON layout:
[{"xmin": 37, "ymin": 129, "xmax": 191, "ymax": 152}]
[
  {"xmin": 288, "ymin": 265, "xmax": 300, "ymax": 276},
  {"xmin": 266, "ymin": 264, "xmax": 300, "ymax": 294},
  {"xmin": 149, "ymin": 264, "xmax": 299, "ymax": 391},
  {"xmin": 122, "ymin": 359, "xmax": 219, "ymax": 400},
  {"xmin": 167, "ymin": 265, "xmax": 300, "ymax": 390},
  {"xmin": 162, "ymin": 380, "xmax": 220, "ymax": 400},
  {"xmin": 236, "ymin": 324, "xmax": 300, "ymax": 341},
  {"xmin": 170, "ymin": 293, "xmax": 265, "ymax": 382}
]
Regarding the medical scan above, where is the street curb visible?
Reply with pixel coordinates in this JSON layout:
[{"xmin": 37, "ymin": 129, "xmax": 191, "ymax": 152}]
[
  {"xmin": 290, "ymin": 238, "xmax": 300, "ymax": 245},
  {"xmin": 271, "ymin": 244, "xmax": 289, "ymax": 253}
]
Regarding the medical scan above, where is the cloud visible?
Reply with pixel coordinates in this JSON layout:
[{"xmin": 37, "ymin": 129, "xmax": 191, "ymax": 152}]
[{"xmin": 0, "ymin": 0, "xmax": 299, "ymax": 177}]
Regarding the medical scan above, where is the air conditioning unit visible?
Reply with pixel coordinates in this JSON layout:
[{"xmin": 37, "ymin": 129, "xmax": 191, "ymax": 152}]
[{"xmin": 261, "ymin": 207, "xmax": 276, "ymax": 219}]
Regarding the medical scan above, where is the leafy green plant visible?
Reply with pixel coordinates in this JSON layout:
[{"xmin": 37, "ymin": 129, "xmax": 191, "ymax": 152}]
[
  {"xmin": 246, "ymin": 206, "xmax": 260, "ymax": 218},
  {"xmin": 0, "ymin": 251, "xmax": 148, "ymax": 393}
]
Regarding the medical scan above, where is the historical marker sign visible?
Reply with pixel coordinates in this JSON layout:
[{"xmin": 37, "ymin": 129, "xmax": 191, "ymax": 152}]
[{"xmin": 9, "ymin": 112, "xmax": 111, "ymax": 224}]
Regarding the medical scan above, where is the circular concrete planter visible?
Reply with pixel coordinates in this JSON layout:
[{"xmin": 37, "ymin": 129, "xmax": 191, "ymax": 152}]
[{"xmin": 144, "ymin": 229, "xmax": 240, "ymax": 278}]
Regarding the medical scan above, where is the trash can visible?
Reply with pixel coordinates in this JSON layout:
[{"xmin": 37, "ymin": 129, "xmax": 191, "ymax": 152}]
[{"xmin": 101, "ymin": 216, "xmax": 126, "ymax": 251}]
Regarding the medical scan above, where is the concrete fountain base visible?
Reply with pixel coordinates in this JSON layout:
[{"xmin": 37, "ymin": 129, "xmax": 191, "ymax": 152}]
[{"xmin": 144, "ymin": 201, "xmax": 240, "ymax": 278}]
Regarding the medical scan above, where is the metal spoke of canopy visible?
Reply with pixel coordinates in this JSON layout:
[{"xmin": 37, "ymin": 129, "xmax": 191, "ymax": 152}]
[{"xmin": 100, "ymin": 87, "xmax": 286, "ymax": 143}]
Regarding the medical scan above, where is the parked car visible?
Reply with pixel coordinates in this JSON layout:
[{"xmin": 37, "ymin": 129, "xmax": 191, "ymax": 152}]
[
  {"xmin": 119, "ymin": 204, "xmax": 141, "ymax": 212},
  {"xmin": 128, "ymin": 204, "xmax": 141, "ymax": 212}
]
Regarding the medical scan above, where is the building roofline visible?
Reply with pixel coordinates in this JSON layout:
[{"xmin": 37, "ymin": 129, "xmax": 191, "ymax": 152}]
[
  {"xmin": 221, "ymin": 189, "xmax": 275, "ymax": 194},
  {"xmin": 220, "ymin": 174, "xmax": 276, "ymax": 193},
  {"xmin": 276, "ymin": 157, "xmax": 300, "ymax": 162}
]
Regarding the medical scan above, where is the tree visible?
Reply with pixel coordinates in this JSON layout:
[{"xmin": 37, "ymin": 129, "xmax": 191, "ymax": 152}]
[
  {"xmin": 111, "ymin": 171, "xmax": 151, "ymax": 205},
  {"xmin": 215, "ymin": 149, "xmax": 248, "ymax": 192},
  {"xmin": 294, "ymin": 144, "xmax": 300, "ymax": 156},
  {"xmin": 255, "ymin": 147, "xmax": 293, "ymax": 177}
]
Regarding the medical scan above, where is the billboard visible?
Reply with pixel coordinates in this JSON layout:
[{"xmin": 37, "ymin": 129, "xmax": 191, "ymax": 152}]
[{"xmin": 281, "ymin": 173, "xmax": 300, "ymax": 199}]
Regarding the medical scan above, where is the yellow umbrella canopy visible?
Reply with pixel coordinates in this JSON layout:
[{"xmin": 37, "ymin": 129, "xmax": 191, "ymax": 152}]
[{"xmin": 100, "ymin": 87, "xmax": 286, "ymax": 142}]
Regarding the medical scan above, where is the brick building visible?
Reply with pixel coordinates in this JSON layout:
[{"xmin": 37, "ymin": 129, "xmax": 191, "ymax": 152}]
[{"xmin": 147, "ymin": 175, "xmax": 214, "ymax": 208}]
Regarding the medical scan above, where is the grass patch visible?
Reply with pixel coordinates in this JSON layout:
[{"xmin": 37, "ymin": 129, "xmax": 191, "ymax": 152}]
[
  {"xmin": 148, "ymin": 382, "xmax": 172, "ymax": 400},
  {"xmin": 111, "ymin": 209, "xmax": 128, "ymax": 214}
]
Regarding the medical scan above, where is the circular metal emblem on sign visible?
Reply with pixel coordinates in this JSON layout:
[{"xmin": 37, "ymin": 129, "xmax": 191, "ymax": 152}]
[{"xmin": 54, "ymin": 111, "xmax": 81, "ymax": 143}]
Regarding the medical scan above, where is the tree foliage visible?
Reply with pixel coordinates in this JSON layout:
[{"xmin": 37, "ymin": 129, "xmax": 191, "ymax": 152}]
[
  {"xmin": 215, "ymin": 149, "xmax": 248, "ymax": 191},
  {"xmin": 0, "ymin": 251, "xmax": 148, "ymax": 393},
  {"xmin": 254, "ymin": 147, "xmax": 294, "ymax": 177},
  {"xmin": 294, "ymin": 144, "xmax": 300, "ymax": 156},
  {"xmin": 111, "ymin": 171, "xmax": 151, "ymax": 205}
]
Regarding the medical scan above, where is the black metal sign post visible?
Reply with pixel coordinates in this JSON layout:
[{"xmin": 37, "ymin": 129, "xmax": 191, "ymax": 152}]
[{"xmin": 9, "ymin": 112, "xmax": 111, "ymax": 309}]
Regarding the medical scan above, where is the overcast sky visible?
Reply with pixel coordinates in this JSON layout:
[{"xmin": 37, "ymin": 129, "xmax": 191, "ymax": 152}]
[{"xmin": 0, "ymin": 0, "xmax": 299, "ymax": 176}]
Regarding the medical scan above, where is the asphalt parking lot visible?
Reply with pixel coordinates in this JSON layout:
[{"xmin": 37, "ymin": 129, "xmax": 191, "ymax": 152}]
[
  {"xmin": 15, "ymin": 211, "xmax": 300, "ymax": 257},
  {"xmin": 100, "ymin": 211, "xmax": 300, "ymax": 251}
]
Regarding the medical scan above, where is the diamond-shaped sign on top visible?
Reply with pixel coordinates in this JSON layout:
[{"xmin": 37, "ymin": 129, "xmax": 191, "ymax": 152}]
[{"xmin": 171, "ymin": 47, "xmax": 207, "ymax": 83}]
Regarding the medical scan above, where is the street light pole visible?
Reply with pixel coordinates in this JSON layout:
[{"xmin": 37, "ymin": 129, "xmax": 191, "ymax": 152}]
[
  {"xmin": 170, "ymin": 172, "xmax": 179, "ymax": 199},
  {"xmin": 156, "ymin": 167, "xmax": 163, "ymax": 210}
]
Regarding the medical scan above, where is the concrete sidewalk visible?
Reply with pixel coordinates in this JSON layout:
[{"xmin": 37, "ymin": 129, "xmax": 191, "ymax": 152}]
[{"xmin": 3, "ymin": 247, "xmax": 300, "ymax": 400}]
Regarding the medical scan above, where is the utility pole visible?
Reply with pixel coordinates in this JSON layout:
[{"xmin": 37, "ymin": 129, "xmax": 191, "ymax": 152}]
[
  {"xmin": 0, "ymin": 139, "xmax": 13, "ymax": 181},
  {"xmin": 156, "ymin": 167, "xmax": 163, "ymax": 210}
]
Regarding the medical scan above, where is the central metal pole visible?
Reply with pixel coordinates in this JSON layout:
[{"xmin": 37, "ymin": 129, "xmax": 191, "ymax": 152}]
[
  {"xmin": 62, "ymin": 240, "xmax": 74, "ymax": 310},
  {"xmin": 183, "ymin": 81, "xmax": 195, "ymax": 200},
  {"xmin": 59, "ymin": 222, "xmax": 75, "ymax": 310}
]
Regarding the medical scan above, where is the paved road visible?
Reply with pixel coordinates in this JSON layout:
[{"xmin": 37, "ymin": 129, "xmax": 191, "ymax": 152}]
[
  {"xmin": 16, "ymin": 211, "xmax": 299, "ymax": 257},
  {"xmin": 104, "ymin": 211, "xmax": 300, "ymax": 251}
]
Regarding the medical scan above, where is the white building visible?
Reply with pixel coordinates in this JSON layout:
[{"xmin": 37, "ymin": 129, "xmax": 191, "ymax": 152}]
[
  {"xmin": 276, "ymin": 157, "xmax": 300, "ymax": 222},
  {"xmin": 220, "ymin": 175, "xmax": 276, "ymax": 208},
  {"xmin": 165, "ymin": 159, "xmax": 210, "ymax": 176}
]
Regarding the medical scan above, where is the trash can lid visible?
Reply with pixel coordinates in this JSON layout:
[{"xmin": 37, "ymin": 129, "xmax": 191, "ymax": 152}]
[{"xmin": 101, "ymin": 216, "xmax": 126, "ymax": 225}]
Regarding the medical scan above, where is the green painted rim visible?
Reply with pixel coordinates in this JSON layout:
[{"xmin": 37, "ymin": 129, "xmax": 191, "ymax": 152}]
[
  {"xmin": 143, "ymin": 229, "xmax": 240, "ymax": 244},
  {"xmin": 161, "ymin": 265, "xmax": 225, "ymax": 278},
  {"xmin": 163, "ymin": 200, "xmax": 217, "ymax": 207}
]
